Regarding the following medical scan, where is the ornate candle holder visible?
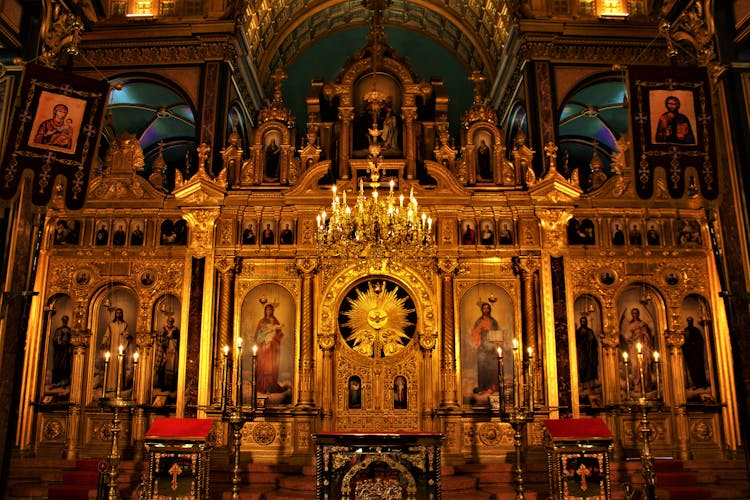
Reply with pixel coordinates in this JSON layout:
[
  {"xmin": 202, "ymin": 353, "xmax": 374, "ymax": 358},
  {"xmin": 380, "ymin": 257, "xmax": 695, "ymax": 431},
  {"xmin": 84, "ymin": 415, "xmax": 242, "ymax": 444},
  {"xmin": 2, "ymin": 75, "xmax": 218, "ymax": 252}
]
[
  {"xmin": 620, "ymin": 348, "xmax": 664, "ymax": 500},
  {"xmin": 219, "ymin": 342, "xmax": 258, "ymax": 499},
  {"xmin": 100, "ymin": 347, "xmax": 139, "ymax": 500},
  {"xmin": 497, "ymin": 344, "xmax": 537, "ymax": 500}
]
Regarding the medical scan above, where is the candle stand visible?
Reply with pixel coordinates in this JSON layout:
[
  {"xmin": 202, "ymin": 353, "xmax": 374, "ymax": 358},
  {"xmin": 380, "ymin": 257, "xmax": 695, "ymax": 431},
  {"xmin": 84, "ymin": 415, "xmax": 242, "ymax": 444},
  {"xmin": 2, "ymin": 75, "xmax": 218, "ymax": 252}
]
[
  {"xmin": 502, "ymin": 404, "xmax": 536, "ymax": 500},
  {"xmin": 221, "ymin": 405, "xmax": 255, "ymax": 499},
  {"xmin": 620, "ymin": 398, "xmax": 663, "ymax": 500},
  {"xmin": 99, "ymin": 395, "xmax": 136, "ymax": 500}
]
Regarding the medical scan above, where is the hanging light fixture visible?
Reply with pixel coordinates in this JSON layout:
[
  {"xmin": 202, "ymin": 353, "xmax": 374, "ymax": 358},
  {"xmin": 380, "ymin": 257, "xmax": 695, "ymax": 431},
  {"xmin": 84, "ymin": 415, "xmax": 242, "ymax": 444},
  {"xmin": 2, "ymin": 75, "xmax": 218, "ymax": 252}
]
[{"xmin": 314, "ymin": 0, "xmax": 435, "ymax": 265}]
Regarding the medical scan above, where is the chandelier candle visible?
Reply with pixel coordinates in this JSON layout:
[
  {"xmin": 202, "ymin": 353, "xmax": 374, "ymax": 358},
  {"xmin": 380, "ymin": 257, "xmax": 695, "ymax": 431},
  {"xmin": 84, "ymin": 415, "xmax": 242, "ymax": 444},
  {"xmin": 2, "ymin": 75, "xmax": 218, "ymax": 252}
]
[
  {"xmin": 623, "ymin": 351, "xmax": 631, "ymax": 401},
  {"xmin": 251, "ymin": 344, "xmax": 258, "ymax": 412},
  {"xmin": 636, "ymin": 342, "xmax": 646, "ymax": 399},
  {"xmin": 236, "ymin": 337, "xmax": 243, "ymax": 408},
  {"xmin": 512, "ymin": 339, "xmax": 519, "ymax": 408},
  {"xmin": 115, "ymin": 345, "xmax": 124, "ymax": 400},
  {"xmin": 497, "ymin": 347, "xmax": 505, "ymax": 414},
  {"xmin": 221, "ymin": 344, "xmax": 229, "ymax": 412},
  {"xmin": 102, "ymin": 350, "xmax": 110, "ymax": 399}
]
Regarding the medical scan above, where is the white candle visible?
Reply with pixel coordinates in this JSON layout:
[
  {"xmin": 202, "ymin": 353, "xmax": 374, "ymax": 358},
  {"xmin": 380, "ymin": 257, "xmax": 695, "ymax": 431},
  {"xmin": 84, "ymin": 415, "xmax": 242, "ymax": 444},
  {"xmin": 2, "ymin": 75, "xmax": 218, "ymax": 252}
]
[
  {"xmin": 221, "ymin": 345, "xmax": 229, "ymax": 412},
  {"xmin": 251, "ymin": 345, "xmax": 258, "ymax": 411},
  {"xmin": 636, "ymin": 342, "xmax": 646, "ymax": 397},
  {"xmin": 103, "ymin": 351, "xmax": 111, "ymax": 398},
  {"xmin": 115, "ymin": 345, "xmax": 124, "ymax": 400},
  {"xmin": 623, "ymin": 351, "xmax": 631, "ymax": 401},
  {"xmin": 527, "ymin": 347, "xmax": 534, "ymax": 409},
  {"xmin": 497, "ymin": 347, "xmax": 504, "ymax": 414},
  {"xmin": 132, "ymin": 351, "xmax": 139, "ymax": 401},
  {"xmin": 653, "ymin": 351, "xmax": 662, "ymax": 401},
  {"xmin": 512, "ymin": 339, "xmax": 519, "ymax": 408},
  {"xmin": 236, "ymin": 337, "xmax": 243, "ymax": 408}
]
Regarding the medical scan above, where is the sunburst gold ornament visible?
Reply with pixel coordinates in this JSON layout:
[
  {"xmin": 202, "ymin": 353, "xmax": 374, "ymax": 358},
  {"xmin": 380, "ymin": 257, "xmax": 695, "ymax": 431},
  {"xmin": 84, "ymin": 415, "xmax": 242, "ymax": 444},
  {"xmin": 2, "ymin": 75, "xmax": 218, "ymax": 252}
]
[{"xmin": 342, "ymin": 280, "xmax": 414, "ymax": 357}]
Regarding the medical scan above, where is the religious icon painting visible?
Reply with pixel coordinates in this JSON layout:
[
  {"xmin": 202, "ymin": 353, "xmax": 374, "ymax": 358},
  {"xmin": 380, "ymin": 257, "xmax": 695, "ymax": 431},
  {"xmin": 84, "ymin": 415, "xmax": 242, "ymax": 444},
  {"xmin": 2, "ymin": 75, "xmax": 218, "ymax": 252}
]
[
  {"xmin": 610, "ymin": 220, "xmax": 626, "ymax": 246},
  {"xmin": 260, "ymin": 220, "xmax": 276, "ymax": 245},
  {"xmin": 93, "ymin": 288, "xmax": 138, "ymax": 402},
  {"xmin": 664, "ymin": 269, "xmax": 681, "ymax": 286},
  {"xmin": 460, "ymin": 220, "xmax": 477, "ymax": 245},
  {"xmin": 238, "ymin": 283, "xmax": 295, "ymax": 406},
  {"xmin": 53, "ymin": 219, "xmax": 81, "ymax": 245},
  {"xmin": 459, "ymin": 283, "xmax": 515, "ymax": 406},
  {"xmin": 497, "ymin": 220, "xmax": 514, "ymax": 245},
  {"xmin": 645, "ymin": 219, "xmax": 661, "ymax": 246},
  {"xmin": 111, "ymin": 219, "xmax": 127, "ymax": 246},
  {"xmin": 478, "ymin": 219, "xmax": 494, "ymax": 246},
  {"xmin": 279, "ymin": 219, "xmax": 295, "ymax": 245},
  {"xmin": 675, "ymin": 218, "xmax": 703, "ymax": 246},
  {"xmin": 628, "ymin": 66, "xmax": 717, "ymax": 199},
  {"xmin": 74, "ymin": 269, "xmax": 91, "ymax": 287},
  {"xmin": 139, "ymin": 270, "xmax": 156, "ymax": 287},
  {"xmin": 241, "ymin": 220, "xmax": 257, "ymax": 245},
  {"xmin": 94, "ymin": 220, "xmax": 110, "ymax": 246},
  {"xmin": 130, "ymin": 219, "xmax": 145, "ymax": 246},
  {"xmin": 599, "ymin": 269, "xmax": 616, "ymax": 286},
  {"xmin": 45, "ymin": 294, "xmax": 73, "ymax": 400}
]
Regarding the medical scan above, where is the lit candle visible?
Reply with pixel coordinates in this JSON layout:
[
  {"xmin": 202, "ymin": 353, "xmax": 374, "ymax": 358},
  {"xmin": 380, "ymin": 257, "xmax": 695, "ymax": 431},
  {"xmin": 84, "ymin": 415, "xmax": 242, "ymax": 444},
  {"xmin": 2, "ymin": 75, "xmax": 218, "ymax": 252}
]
[
  {"xmin": 389, "ymin": 179, "xmax": 394, "ymax": 194},
  {"xmin": 497, "ymin": 347, "xmax": 505, "ymax": 414},
  {"xmin": 623, "ymin": 351, "xmax": 631, "ymax": 401},
  {"xmin": 399, "ymin": 194, "xmax": 404, "ymax": 207},
  {"xmin": 221, "ymin": 345, "xmax": 229, "ymax": 412},
  {"xmin": 132, "ymin": 351, "xmax": 139, "ymax": 401},
  {"xmin": 251, "ymin": 345, "xmax": 258, "ymax": 412},
  {"xmin": 512, "ymin": 339, "xmax": 519, "ymax": 408},
  {"xmin": 527, "ymin": 347, "xmax": 534, "ymax": 410},
  {"xmin": 235, "ymin": 337, "xmax": 243, "ymax": 409},
  {"xmin": 653, "ymin": 351, "xmax": 662, "ymax": 401},
  {"xmin": 115, "ymin": 345, "xmax": 124, "ymax": 400},
  {"xmin": 636, "ymin": 342, "xmax": 646, "ymax": 398},
  {"xmin": 103, "ymin": 351, "xmax": 111, "ymax": 398}
]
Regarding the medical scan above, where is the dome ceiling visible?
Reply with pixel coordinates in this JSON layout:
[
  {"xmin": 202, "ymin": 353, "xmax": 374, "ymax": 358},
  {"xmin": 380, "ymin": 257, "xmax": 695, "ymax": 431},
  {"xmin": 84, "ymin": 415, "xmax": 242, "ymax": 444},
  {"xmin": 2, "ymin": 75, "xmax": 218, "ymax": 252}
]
[{"xmin": 241, "ymin": 0, "xmax": 513, "ymax": 84}]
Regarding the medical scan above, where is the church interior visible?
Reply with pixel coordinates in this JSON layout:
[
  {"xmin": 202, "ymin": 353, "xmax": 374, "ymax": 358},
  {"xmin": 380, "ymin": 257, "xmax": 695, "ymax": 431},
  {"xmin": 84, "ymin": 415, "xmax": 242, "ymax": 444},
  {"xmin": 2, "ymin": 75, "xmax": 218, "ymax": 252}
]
[{"xmin": 1, "ymin": 0, "xmax": 750, "ymax": 498}]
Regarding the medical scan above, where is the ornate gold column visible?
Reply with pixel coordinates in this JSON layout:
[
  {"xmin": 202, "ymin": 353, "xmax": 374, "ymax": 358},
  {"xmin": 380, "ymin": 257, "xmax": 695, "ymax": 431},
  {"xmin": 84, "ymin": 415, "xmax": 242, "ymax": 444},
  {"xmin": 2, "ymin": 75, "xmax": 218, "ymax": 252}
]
[
  {"xmin": 296, "ymin": 257, "xmax": 318, "ymax": 407},
  {"xmin": 438, "ymin": 258, "xmax": 459, "ymax": 408},
  {"xmin": 402, "ymin": 107, "xmax": 418, "ymax": 179},
  {"xmin": 65, "ymin": 326, "xmax": 90, "ymax": 460},
  {"xmin": 318, "ymin": 331, "xmax": 335, "ymax": 430},
  {"xmin": 514, "ymin": 256, "xmax": 539, "ymax": 365},
  {"xmin": 665, "ymin": 326, "xmax": 691, "ymax": 460},
  {"xmin": 338, "ymin": 107, "xmax": 354, "ymax": 180},
  {"xmin": 215, "ymin": 256, "xmax": 236, "ymax": 405},
  {"xmin": 131, "ymin": 331, "xmax": 153, "ymax": 461}
]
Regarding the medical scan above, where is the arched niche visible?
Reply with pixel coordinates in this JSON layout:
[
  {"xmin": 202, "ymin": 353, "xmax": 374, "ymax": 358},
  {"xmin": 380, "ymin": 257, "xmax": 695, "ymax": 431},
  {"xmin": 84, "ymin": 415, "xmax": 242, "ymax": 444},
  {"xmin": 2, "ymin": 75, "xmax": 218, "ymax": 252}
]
[
  {"xmin": 458, "ymin": 283, "xmax": 515, "ymax": 407},
  {"xmin": 151, "ymin": 294, "xmax": 181, "ymax": 404},
  {"xmin": 615, "ymin": 284, "xmax": 664, "ymax": 400},
  {"xmin": 238, "ymin": 283, "xmax": 296, "ymax": 406},
  {"xmin": 680, "ymin": 294, "xmax": 716, "ymax": 404},
  {"xmin": 40, "ymin": 294, "xmax": 74, "ymax": 403},
  {"xmin": 89, "ymin": 285, "xmax": 138, "ymax": 403},
  {"xmin": 572, "ymin": 294, "xmax": 603, "ymax": 409}
]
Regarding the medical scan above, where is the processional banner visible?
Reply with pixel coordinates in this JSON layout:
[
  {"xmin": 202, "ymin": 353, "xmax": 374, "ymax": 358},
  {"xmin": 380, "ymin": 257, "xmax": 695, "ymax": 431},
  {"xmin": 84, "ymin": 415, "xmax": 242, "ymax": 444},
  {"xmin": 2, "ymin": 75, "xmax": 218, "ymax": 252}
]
[
  {"xmin": 0, "ymin": 63, "xmax": 110, "ymax": 209},
  {"xmin": 628, "ymin": 65, "xmax": 717, "ymax": 200}
]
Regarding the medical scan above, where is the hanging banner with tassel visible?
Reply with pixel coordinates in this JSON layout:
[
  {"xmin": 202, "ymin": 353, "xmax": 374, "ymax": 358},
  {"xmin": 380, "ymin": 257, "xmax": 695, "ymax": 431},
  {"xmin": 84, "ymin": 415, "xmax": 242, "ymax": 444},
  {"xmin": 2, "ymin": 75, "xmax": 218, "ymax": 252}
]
[
  {"xmin": 0, "ymin": 63, "xmax": 110, "ymax": 209},
  {"xmin": 627, "ymin": 65, "xmax": 718, "ymax": 200}
]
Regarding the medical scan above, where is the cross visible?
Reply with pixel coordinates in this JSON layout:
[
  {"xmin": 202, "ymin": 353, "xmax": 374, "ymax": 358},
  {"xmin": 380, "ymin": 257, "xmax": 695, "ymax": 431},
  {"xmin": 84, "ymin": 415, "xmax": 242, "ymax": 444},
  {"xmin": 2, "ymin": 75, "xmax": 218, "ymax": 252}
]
[
  {"xmin": 168, "ymin": 462, "xmax": 182, "ymax": 491},
  {"xmin": 270, "ymin": 68, "xmax": 287, "ymax": 101},
  {"xmin": 84, "ymin": 124, "xmax": 97, "ymax": 137},
  {"xmin": 468, "ymin": 70, "xmax": 486, "ymax": 105},
  {"xmin": 576, "ymin": 462, "xmax": 592, "ymax": 491},
  {"xmin": 60, "ymin": 84, "xmax": 74, "ymax": 96},
  {"xmin": 196, "ymin": 142, "xmax": 210, "ymax": 172},
  {"xmin": 544, "ymin": 142, "xmax": 558, "ymax": 172}
]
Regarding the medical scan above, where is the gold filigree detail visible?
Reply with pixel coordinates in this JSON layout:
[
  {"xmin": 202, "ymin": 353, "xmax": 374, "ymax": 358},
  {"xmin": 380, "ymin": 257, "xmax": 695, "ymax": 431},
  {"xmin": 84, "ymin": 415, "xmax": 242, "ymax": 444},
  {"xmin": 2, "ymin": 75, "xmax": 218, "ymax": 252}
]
[{"xmin": 251, "ymin": 422, "xmax": 277, "ymax": 446}]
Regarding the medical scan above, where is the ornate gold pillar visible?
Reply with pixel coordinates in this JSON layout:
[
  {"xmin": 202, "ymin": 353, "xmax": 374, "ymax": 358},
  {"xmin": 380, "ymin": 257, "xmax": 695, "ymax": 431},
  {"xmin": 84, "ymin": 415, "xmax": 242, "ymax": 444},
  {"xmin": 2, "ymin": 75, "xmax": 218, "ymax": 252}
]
[
  {"xmin": 318, "ymin": 332, "xmax": 335, "ymax": 430},
  {"xmin": 131, "ymin": 331, "xmax": 153, "ymax": 461},
  {"xmin": 296, "ymin": 257, "xmax": 318, "ymax": 407},
  {"xmin": 402, "ymin": 107, "xmax": 418, "ymax": 179},
  {"xmin": 438, "ymin": 258, "xmax": 459, "ymax": 408},
  {"xmin": 666, "ymin": 326, "xmax": 691, "ymax": 460},
  {"xmin": 65, "ymin": 326, "xmax": 90, "ymax": 460},
  {"xmin": 215, "ymin": 256, "xmax": 236, "ymax": 404},
  {"xmin": 338, "ymin": 107, "xmax": 354, "ymax": 180},
  {"xmin": 515, "ymin": 256, "xmax": 539, "ymax": 364}
]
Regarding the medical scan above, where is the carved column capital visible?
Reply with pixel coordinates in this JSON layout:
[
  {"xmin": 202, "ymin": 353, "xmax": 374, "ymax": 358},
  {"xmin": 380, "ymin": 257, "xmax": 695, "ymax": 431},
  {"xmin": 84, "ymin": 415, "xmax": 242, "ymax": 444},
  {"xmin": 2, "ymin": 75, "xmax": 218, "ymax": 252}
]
[
  {"xmin": 317, "ymin": 331, "xmax": 335, "ymax": 351},
  {"xmin": 437, "ymin": 258, "xmax": 459, "ymax": 275},
  {"xmin": 665, "ymin": 328, "xmax": 685, "ymax": 351},
  {"xmin": 295, "ymin": 256, "xmax": 319, "ymax": 275},
  {"xmin": 70, "ymin": 329, "xmax": 91, "ymax": 351},
  {"xmin": 215, "ymin": 255, "xmax": 237, "ymax": 276}
]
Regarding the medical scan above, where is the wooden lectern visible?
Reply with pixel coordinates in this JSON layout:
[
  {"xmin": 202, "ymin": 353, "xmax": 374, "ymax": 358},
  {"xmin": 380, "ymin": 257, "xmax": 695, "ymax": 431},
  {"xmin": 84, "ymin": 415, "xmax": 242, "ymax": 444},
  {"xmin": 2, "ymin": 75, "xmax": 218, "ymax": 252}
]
[
  {"xmin": 143, "ymin": 418, "xmax": 215, "ymax": 499},
  {"xmin": 543, "ymin": 418, "xmax": 614, "ymax": 500}
]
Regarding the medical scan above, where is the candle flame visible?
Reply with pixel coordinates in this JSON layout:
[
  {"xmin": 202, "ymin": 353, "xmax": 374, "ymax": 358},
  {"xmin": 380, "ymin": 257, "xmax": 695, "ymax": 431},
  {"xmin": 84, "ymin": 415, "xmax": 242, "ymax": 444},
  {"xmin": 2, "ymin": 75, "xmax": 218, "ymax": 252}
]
[
  {"xmin": 253, "ymin": 344, "xmax": 258, "ymax": 355},
  {"xmin": 237, "ymin": 337, "xmax": 243, "ymax": 348},
  {"xmin": 622, "ymin": 351, "xmax": 629, "ymax": 361},
  {"xmin": 512, "ymin": 338, "xmax": 519, "ymax": 349},
  {"xmin": 133, "ymin": 351, "xmax": 139, "ymax": 363},
  {"xmin": 527, "ymin": 347, "xmax": 533, "ymax": 357},
  {"xmin": 636, "ymin": 342, "xmax": 642, "ymax": 353},
  {"xmin": 104, "ymin": 351, "xmax": 111, "ymax": 362},
  {"xmin": 653, "ymin": 351, "xmax": 660, "ymax": 362},
  {"xmin": 497, "ymin": 346, "xmax": 502, "ymax": 357},
  {"xmin": 118, "ymin": 345, "xmax": 124, "ymax": 355},
  {"xmin": 223, "ymin": 345, "xmax": 230, "ymax": 356}
]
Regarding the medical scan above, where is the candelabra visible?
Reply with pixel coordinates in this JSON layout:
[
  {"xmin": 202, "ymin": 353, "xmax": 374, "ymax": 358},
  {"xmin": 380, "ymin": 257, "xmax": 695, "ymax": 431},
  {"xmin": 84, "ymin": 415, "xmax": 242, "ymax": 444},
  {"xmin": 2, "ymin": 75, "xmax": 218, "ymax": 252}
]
[
  {"xmin": 620, "ymin": 344, "xmax": 664, "ymax": 500},
  {"xmin": 219, "ymin": 341, "xmax": 258, "ymax": 499},
  {"xmin": 100, "ymin": 346, "xmax": 139, "ymax": 500},
  {"xmin": 496, "ymin": 341, "xmax": 537, "ymax": 500}
]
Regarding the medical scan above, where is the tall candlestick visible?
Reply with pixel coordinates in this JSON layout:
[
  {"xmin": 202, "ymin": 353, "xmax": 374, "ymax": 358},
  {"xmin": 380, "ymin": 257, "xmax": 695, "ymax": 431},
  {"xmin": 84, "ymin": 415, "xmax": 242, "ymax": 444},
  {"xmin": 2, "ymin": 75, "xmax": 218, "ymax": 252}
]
[
  {"xmin": 623, "ymin": 351, "xmax": 631, "ymax": 401},
  {"xmin": 527, "ymin": 347, "xmax": 534, "ymax": 410},
  {"xmin": 653, "ymin": 351, "xmax": 662, "ymax": 401},
  {"xmin": 115, "ymin": 345, "xmax": 124, "ymax": 400},
  {"xmin": 251, "ymin": 345, "xmax": 258, "ymax": 412},
  {"xmin": 512, "ymin": 339, "xmax": 519, "ymax": 408},
  {"xmin": 496, "ymin": 347, "xmax": 505, "ymax": 415},
  {"xmin": 103, "ymin": 351, "xmax": 111, "ymax": 398},
  {"xmin": 235, "ymin": 337, "xmax": 243, "ymax": 408},
  {"xmin": 636, "ymin": 342, "xmax": 646, "ymax": 398},
  {"xmin": 221, "ymin": 345, "xmax": 229, "ymax": 412},
  {"xmin": 132, "ymin": 351, "xmax": 139, "ymax": 401}
]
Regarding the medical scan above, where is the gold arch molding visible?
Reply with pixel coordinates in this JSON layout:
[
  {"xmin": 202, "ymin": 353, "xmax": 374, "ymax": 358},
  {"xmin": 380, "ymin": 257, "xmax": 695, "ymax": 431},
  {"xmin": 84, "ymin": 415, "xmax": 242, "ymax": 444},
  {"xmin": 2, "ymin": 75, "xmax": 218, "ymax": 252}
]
[
  {"xmin": 317, "ymin": 263, "xmax": 437, "ymax": 352},
  {"xmin": 242, "ymin": 0, "xmax": 512, "ymax": 86}
]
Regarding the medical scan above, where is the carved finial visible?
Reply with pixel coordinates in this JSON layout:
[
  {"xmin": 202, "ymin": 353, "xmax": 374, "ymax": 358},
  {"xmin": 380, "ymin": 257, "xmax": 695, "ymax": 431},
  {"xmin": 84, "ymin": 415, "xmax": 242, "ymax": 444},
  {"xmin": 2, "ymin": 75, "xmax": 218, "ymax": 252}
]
[
  {"xmin": 270, "ymin": 68, "xmax": 287, "ymax": 103},
  {"xmin": 544, "ymin": 142, "xmax": 558, "ymax": 173},
  {"xmin": 468, "ymin": 70, "xmax": 486, "ymax": 107},
  {"xmin": 196, "ymin": 143, "xmax": 211, "ymax": 174}
]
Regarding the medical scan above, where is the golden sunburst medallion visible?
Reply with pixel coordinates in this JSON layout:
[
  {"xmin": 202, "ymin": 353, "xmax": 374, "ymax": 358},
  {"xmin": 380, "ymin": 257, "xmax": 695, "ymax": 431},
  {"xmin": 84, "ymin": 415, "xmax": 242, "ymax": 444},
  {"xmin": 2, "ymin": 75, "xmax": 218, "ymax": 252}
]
[{"xmin": 339, "ymin": 279, "xmax": 416, "ymax": 357}]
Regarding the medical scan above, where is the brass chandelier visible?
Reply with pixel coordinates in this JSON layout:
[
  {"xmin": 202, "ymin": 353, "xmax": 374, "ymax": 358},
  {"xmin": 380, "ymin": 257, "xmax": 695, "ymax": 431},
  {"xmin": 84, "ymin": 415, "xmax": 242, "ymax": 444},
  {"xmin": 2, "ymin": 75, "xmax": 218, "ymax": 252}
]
[{"xmin": 315, "ymin": 171, "xmax": 435, "ymax": 264}]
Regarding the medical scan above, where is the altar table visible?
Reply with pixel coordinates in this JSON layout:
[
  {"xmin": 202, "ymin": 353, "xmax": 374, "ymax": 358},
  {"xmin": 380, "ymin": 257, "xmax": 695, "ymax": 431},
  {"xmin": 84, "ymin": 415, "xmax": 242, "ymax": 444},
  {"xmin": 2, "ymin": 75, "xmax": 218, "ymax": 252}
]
[{"xmin": 313, "ymin": 432, "xmax": 444, "ymax": 500}]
